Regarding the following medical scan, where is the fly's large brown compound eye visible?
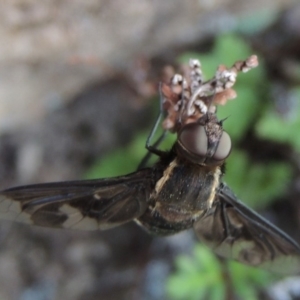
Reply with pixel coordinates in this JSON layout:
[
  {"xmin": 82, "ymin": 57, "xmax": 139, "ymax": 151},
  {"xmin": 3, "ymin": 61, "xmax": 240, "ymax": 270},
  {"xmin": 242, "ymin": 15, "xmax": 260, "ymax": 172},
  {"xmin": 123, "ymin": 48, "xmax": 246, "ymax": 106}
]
[
  {"xmin": 179, "ymin": 123, "xmax": 232, "ymax": 162},
  {"xmin": 213, "ymin": 131, "xmax": 231, "ymax": 160},
  {"xmin": 179, "ymin": 124, "xmax": 208, "ymax": 156}
]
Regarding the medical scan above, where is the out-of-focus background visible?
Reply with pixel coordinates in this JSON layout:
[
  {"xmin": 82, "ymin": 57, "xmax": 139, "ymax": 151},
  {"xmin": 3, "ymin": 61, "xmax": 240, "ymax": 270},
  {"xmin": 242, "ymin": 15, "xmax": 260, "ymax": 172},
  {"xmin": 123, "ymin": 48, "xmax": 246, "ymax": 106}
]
[{"xmin": 1, "ymin": 1, "xmax": 300, "ymax": 299}]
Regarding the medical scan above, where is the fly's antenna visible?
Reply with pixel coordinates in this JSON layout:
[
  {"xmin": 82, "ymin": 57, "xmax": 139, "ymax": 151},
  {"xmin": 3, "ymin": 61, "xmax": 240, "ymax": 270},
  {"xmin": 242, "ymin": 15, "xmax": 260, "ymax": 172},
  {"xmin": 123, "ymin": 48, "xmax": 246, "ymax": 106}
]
[{"xmin": 219, "ymin": 116, "xmax": 230, "ymax": 126}]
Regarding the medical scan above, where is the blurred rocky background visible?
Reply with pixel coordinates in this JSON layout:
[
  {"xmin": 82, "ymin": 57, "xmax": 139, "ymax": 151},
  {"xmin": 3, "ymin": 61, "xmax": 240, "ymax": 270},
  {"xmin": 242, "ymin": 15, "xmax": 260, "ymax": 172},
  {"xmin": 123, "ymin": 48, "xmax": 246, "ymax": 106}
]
[{"xmin": 0, "ymin": 1, "xmax": 300, "ymax": 300}]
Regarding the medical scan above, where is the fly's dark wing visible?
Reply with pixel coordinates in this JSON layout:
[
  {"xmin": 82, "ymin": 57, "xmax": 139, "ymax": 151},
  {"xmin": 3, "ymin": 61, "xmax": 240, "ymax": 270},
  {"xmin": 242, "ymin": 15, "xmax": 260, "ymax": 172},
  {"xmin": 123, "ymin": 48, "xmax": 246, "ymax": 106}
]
[
  {"xmin": 194, "ymin": 183, "xmax": 300, "ymax": 275},
  {"xmin": 0, "ymin": 169, "xmax": 152, "ymax": 230}
]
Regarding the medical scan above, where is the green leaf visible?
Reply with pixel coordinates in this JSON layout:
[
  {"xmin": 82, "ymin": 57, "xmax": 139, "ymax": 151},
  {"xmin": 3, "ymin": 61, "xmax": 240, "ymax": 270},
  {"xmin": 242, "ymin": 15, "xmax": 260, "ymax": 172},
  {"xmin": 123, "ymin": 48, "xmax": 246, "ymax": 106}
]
[
  {"xmin": 167, "ymin": 243, "xmax": 275, "ymax": 300},
  {"xmin": 84, "ymin": 131, "xmax": 149, "ymax": 179},
  {"xmin": 84, "ymin": 110, "xmax": 177, "ymax": 179},
  {"xmin": 209, "ymin": 284, "xmax": 226, "ymax": 300},
  {"xmin": 214, "ymin": 35, "xmax": 253, "ymax": 66},
  {"xmin": 256, "ymin": 89, "xmax": 300, "ymax": 151},
  {"xmin": 224, "ymin": 150, "xmax": 292, "ymax": 209},
  {"xmin": 217, "ymin": 86, "xmax": 261, "ymax": 142},
  {"xmin": 175, "ymin": 256, "xmax": 198, "ymax": 273},
  {"xmin": 166, "ymin": 245, "xmax": 225, "ymax": 300},
  {"xmin": 229, "ymin": 261, "xmax": 274, "ymax": 300}
]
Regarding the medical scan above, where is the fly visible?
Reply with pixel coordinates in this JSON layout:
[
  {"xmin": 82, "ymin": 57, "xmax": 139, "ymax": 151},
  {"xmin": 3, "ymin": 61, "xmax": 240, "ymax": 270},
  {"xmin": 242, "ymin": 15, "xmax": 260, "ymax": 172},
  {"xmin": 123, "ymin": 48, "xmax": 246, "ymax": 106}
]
[{"xmin": 0, "ymin": 55, "xmax": 299, "ymax": 275}]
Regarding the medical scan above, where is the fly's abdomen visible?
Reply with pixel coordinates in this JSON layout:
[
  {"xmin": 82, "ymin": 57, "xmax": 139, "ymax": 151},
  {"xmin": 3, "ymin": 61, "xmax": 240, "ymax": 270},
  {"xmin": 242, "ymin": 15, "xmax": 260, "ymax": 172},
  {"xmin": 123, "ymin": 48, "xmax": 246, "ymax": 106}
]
[{"xmin": 135, "ymin": 159, "xmax": 221, "ymax": 235}]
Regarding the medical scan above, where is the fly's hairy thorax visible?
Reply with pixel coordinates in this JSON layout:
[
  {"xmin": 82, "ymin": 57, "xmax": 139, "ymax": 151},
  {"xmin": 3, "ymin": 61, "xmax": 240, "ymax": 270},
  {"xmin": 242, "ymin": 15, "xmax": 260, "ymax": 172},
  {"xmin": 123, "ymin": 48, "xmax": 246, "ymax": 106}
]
[{"xmin": 135, "ymin": 157, "xmax": 223, "ymax": 235}]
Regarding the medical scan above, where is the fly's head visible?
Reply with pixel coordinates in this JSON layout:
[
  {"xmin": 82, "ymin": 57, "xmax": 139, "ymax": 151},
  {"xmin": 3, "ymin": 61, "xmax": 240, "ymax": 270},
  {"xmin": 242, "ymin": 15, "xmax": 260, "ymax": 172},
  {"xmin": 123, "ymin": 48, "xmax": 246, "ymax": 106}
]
[{"xmin": 176, "ymin": 113, "xmax": 231, "ymax": 166}]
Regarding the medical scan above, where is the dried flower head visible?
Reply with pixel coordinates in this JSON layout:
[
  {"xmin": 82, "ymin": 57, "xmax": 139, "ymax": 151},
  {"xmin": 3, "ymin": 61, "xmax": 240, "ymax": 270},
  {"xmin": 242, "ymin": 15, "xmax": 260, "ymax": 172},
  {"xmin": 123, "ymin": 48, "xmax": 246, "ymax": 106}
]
[{"xmin": 161, "ymin": 55, "xmax": 259, "ymax": 132}]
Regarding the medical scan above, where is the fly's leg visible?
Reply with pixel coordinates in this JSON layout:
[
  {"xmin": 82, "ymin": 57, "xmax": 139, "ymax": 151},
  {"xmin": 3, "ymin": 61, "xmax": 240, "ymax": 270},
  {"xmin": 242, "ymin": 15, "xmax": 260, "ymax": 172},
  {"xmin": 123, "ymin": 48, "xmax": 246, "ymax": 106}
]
[
  {"xmin": 138, "ymin": 82, "xmax": 168, "ymax": 170},
  {"xmin": 137, "ymin": 131, "xmax": 167, "ymax": 169}
]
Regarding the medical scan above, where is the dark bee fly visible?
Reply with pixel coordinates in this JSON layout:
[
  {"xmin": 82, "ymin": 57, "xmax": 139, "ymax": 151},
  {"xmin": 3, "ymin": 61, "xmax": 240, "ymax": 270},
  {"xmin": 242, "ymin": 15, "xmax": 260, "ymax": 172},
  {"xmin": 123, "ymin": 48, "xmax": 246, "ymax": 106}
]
[{"xmin": 0, "ymin": 56, "xmax": 299, "ymax": 275}]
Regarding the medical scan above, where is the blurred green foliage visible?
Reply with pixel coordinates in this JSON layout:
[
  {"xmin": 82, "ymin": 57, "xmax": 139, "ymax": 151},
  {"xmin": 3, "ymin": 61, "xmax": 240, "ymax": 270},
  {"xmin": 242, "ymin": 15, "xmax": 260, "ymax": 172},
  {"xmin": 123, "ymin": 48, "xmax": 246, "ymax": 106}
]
[
  {"xmin": 85, "ymin": 129, "xmax": 176, "ymax": 179},
  {"xmin": 85, "ymin": 131, "xmax": 148, "ymax": 178},
  {"xmin": 167, "ymin": 245, "xmax": 226, "ymax": 300},
  {"xmin": 225, "ymin": 150, "xmax": 292, "ymax": 209},
  {"xmin": 85, "ymin": 33, "xmax": 297, "ymax": 300},
  {"xmin": 256, "ymin": 87, "xmax": 300, "ymax": 151},
  {"xmin": 167, "ymin": 244, "xmax": 274, "ymax": 300}
]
